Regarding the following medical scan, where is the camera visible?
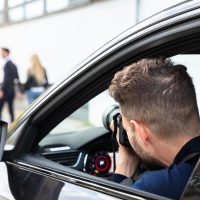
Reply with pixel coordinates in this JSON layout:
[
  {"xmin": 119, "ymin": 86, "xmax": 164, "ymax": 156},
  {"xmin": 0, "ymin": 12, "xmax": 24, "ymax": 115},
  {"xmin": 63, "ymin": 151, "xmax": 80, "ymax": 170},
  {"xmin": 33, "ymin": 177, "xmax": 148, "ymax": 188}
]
[{"xmin": 102, "ymin": 105, "xmax": 131, "ymax": 147}]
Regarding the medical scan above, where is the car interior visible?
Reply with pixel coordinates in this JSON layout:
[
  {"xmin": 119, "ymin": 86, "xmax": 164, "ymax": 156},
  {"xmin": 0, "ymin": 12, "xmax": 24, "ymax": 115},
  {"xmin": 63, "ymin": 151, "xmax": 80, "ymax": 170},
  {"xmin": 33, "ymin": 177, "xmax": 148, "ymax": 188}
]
[{"xmin": 37, "ymin": 91, "xmax": 117, "ymax": 178}]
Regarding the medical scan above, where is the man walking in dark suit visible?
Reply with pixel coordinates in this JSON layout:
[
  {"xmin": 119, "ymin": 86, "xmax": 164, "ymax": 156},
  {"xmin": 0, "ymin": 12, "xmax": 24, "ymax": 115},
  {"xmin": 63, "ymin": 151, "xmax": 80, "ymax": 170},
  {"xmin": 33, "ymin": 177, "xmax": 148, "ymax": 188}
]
[{"xmin": 0, "ymin": 48, "xmax": 19, "ymax": 122}]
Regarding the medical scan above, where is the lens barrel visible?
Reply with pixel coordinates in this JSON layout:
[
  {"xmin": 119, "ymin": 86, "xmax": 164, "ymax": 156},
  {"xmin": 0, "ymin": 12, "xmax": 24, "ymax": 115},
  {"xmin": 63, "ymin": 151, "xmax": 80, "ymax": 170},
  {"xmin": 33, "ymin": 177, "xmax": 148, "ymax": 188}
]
[{"xmin": 102, "ymin": 105, "xmax": 119, "ymax": 131}]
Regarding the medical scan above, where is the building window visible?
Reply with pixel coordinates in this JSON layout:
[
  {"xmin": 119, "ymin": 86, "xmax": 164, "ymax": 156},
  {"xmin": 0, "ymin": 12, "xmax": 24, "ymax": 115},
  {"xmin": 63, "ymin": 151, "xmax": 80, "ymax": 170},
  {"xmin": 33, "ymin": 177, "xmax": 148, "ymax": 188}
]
[
  {"xmin": 25, "ymin": 0, "xmax": 44, "ymax": 19},
  {"xmin": 8, "ymin": 0, "xmax": 24, "ymax": 8},
  {"xmin": 0, "ymin": 0, "xmax": 105, "ymax": 26},
  {"xmin": 0, "ymin": 12, "xmax": 4, "ymax": 25},
  {"xmin": 8, "ymin": 7, "xmax": 24, "ymax": 22}
]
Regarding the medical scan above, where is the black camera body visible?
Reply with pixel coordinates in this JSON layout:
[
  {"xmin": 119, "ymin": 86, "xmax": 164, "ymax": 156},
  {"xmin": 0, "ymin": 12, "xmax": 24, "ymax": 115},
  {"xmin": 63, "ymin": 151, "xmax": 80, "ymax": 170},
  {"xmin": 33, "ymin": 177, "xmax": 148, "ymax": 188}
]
[{"xmin": 102, "ymin": 105, "xmax": 131, "ymax": 147}]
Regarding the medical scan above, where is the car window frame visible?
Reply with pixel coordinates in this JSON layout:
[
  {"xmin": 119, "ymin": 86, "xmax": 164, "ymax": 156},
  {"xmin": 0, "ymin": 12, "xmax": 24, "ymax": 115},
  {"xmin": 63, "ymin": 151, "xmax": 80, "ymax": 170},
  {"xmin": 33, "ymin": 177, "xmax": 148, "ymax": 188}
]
[{"xmin": 181, "ymin": 158, "xmax": 200, "ymax": 199}]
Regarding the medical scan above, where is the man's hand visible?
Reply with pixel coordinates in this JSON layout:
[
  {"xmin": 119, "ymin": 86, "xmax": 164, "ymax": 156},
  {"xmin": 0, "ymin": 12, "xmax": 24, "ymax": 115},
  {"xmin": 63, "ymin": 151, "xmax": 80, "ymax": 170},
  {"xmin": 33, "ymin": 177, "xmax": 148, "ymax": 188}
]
[
  {"xmin": 115, "ymin": 142, "xmax": 140, "ymax": 178},
  {"xmin": 110, "ymin": 121, "xmax": 140, "ymax": 178},
  {"xmin": 0, "ymin": 90, "xmax": 4, "ymax": 99}
]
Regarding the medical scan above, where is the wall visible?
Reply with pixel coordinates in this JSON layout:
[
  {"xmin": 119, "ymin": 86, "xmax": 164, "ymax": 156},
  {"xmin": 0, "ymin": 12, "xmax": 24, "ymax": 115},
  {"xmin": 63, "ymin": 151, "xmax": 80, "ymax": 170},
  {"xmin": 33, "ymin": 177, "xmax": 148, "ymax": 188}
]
[
  {"xmin": 0, "ymin": 0, "xmax": 136, "ymax": 83},
  {"xmin": 138, "ymin": 0, "xmax": 183, "ymax": 21}
]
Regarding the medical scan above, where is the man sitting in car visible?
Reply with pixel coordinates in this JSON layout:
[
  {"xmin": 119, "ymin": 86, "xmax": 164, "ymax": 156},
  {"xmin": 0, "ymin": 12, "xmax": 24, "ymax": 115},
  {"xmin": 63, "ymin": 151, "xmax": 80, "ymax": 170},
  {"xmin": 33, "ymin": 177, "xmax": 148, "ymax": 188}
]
[{"xmin": 109, "ymin": 58, "xmax": 200, "ymax": 200}]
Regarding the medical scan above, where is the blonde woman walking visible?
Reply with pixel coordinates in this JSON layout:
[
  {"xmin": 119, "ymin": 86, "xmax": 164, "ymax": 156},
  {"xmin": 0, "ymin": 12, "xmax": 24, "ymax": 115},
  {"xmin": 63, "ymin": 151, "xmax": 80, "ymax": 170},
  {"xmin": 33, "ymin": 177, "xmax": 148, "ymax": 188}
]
[{"xmin": 24, "ymin": 54, "xmax": 48, "ymax": 104}]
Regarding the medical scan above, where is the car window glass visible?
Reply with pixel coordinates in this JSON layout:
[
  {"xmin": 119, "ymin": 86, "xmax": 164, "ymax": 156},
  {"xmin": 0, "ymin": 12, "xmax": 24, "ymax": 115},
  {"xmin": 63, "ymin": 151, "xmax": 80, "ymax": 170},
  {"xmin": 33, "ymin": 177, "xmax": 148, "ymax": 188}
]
[
  {"xmin": 49, "ymin": 90, "xmax": 116, "ymax": 134},
  {"xmin": 171, "ymin": 54, "xmax": 200, "ymax": 109}
]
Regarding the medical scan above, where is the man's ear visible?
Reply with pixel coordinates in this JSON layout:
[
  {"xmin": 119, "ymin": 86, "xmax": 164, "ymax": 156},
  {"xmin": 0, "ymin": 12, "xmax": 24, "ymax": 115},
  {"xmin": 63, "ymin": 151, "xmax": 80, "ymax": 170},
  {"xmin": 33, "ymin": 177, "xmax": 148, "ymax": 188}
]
[{"xmin": 130, "ymin": 120, "xmax": 149, "ymax": 145}]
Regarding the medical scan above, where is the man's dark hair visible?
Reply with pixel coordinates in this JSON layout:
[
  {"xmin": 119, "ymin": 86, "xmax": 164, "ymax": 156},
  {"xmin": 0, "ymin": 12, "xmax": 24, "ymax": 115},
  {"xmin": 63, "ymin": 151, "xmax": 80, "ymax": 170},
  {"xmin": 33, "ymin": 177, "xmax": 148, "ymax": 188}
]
[
  {"xmin": 1, "ymin": 47, "xmax": 10, "ymax": 54},
  {"xmin": 109, "ymin": 58, "xmax": 200, "ymax": 139}
]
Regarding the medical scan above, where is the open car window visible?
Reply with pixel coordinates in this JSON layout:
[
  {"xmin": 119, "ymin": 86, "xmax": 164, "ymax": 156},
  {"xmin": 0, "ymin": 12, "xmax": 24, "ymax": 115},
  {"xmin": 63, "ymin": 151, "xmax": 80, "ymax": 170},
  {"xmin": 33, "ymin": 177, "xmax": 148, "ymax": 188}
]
[
  {"xmin": 36, "ymin": 53, "xmax": 200, "ymax": 200},
  {"xmin": 44, "ymin": 54, "xmax": 200, "ymax": 137}
]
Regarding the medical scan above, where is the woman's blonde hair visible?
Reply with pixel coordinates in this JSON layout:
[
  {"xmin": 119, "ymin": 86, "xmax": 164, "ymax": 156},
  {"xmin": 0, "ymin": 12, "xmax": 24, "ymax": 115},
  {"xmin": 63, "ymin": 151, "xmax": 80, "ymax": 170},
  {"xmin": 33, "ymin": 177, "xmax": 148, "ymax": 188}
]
[{"xmin": 28, "ymin": 54, "xmax": 45, "ymax": 83}]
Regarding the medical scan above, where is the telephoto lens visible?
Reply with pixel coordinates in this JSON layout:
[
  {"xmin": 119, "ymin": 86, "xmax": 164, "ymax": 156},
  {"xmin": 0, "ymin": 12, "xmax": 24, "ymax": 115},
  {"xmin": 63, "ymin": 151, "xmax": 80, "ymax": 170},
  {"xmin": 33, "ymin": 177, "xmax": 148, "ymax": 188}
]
[{"xmin": 102, "ymin": 105, "xmax": 119, "ymax": 131}]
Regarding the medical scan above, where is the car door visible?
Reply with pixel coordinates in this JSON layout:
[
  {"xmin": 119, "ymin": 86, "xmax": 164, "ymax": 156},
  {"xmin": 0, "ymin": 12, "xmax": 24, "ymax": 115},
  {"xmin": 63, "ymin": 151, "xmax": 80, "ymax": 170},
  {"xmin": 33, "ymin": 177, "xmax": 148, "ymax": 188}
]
[{"xmin": 2, "ymin": 1, "xmax": 200, "ymax": 200}]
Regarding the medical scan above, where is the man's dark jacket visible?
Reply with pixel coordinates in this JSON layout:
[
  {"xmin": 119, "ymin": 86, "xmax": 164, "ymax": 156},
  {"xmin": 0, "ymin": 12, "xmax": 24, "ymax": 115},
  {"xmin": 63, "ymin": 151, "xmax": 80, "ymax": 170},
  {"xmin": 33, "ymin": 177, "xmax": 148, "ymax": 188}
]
[
  {"xmin": 112, "ymin": 136, "xmax": 200, "ymax": 200},
  {"xmin": 1, "ymin": 60, "xmax": 19, "ymax": 98}
]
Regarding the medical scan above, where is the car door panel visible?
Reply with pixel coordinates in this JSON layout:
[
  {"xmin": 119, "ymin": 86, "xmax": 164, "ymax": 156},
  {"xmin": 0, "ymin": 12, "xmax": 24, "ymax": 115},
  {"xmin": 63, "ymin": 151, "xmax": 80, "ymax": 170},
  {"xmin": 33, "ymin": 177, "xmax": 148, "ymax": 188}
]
[{"xmin": 5, "ymin": 162, "xmax": 129, "ymax": 200}]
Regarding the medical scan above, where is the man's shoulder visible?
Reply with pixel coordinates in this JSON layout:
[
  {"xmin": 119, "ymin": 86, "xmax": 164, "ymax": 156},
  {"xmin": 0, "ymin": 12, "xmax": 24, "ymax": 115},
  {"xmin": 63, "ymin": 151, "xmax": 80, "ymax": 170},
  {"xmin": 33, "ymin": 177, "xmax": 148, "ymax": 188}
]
[
  {"xmin": 136, "ymin": 162, "xmax": 194, "ymax": 183},
  {"xmin": 5, "ymin": 61, "xmax": 17, "ymax": 71},
  {"xmin": 5, "ymin": 60, "xmax": 16, "ymax": 67}
]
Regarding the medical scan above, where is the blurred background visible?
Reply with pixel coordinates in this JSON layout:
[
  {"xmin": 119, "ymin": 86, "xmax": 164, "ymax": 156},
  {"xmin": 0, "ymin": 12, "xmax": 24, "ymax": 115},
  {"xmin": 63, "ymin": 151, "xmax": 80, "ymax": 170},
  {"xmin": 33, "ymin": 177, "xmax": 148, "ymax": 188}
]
[{"xmin": 0, "ymin": 0, "xmax": 185, "ymax": 124}]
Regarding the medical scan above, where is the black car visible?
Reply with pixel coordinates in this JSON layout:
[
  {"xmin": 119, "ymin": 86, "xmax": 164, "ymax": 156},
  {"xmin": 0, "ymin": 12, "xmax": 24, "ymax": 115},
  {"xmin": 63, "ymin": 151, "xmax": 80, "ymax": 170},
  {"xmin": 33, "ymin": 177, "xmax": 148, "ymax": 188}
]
[{"xmin": 1, "ymin": 1, "xmax": 200, "ymax": 199}]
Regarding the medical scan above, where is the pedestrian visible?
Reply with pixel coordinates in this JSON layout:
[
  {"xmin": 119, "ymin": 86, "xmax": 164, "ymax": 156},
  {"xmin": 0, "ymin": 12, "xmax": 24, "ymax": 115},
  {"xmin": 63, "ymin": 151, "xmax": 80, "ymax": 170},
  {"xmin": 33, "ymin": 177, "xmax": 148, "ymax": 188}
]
[
  {"xmin": 0, "ymin": 47, "xmax": 20, "ymax": 122},
  {"xmin": 24, "ymin": 54, "xmax": 48, "ymax": 104}
]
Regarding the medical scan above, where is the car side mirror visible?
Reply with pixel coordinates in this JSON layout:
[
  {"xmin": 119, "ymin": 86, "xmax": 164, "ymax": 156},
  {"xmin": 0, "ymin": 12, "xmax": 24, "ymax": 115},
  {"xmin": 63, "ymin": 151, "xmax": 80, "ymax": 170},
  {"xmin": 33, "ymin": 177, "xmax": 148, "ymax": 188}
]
[{"xmin": 0, "ymin": 121, "xmax": 7, "ymax": 161}]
